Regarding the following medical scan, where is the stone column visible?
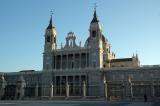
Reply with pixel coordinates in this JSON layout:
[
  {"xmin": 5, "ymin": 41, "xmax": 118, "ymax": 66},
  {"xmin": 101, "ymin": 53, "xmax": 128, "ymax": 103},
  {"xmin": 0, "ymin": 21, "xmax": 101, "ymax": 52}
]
[
  {"xmin": 60, "ymin": 76, "xmax": 62, "ymax": 96},
  {"xmin": 79, "ymin": 53, "xmax": 81, "ymax": 69},
  {"xmin": 151, "ymin": 82, "xmax": 155, "ymax": 97},
  {"xmin": 104, "ymin": 82, "xmax": 108, "ymax": 100},
  {"xmin": 85, "ymin": 53, "xmax": 87, "ymax": 68},
  {"xmin": 35, "ymin": 84, "xmax": 39, "ymax": 97},
  {"xmin": 0, "ymin": 87, "xmax": 5, "ymax": 100},
  {"xmin": 73, "ymin": 54, "xmax": 75, "ymax": 69},
  {"xmin": 126, "ymin": 82, "xmax": 133, "ymax": 100},
  {"xmin": 50, "ymin": 83, "xmax": 53, "ymax": 98},
  {"xmin": 66, "ymin": 81, "xmax": 69, "ymax": 98},
  {"xmin": 130, "ymin": 83, "xmax": 133, "ymax": 98},
  {"xmin": 61, "ymin": 55, "xmax": 63, "ymax": 70},
  {"xmin": 55, "ymin": 55, "xmax": 57, "ymax": 69},
  {"xmin": 126, "ymin": 76, "xmax": 133, "ymax": 100},
  {"xmin": 20, "ymin": 84, "xmax": 26, "ymax": 99},
  {"xmin": 73, "ymin": 76, "xmax": 75, "ymax": 95},
  {"xmin": 0, "ymin": 75, "xmax": 6, "ymax": 100},
  {"xmin": 82, "ymin": 81, "xmax": 86, "ymax": 98},
  {"xmin": 67, "ymin": 54, "xmax": 68, "ymax": 69},
  {"xmin": 79, "ymin": 75, "xmax": 82, "ymax": 94},
  {"xmin": 54, "ymin": 77, "xmax": 56, "ymax": 96}
]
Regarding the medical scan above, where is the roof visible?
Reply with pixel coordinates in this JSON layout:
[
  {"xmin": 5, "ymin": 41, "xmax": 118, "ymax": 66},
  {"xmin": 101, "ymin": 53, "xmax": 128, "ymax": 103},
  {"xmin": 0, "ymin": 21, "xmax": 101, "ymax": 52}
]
[
  {"xmin": 110, "ymin": 58, "xmax": 133, "ymax": 62},
  {"xmin": 91, "ymin": 9, "xmax": 99, "ymax": 23},
  {"xmin": 47, "ymin": 15, "xmax": 55, "ymax": 29}
]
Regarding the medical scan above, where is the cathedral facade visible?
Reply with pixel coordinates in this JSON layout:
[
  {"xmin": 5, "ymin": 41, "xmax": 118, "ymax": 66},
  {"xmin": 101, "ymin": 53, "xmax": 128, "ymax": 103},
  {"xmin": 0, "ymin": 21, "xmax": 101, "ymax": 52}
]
[{"xmin": 0, "ymin": 9, "xmax": 160, "ymax": 101}]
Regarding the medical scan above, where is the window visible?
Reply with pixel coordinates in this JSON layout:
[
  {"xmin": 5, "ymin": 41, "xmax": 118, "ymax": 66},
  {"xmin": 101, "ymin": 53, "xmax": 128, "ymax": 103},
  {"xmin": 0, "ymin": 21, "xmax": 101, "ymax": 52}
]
[
  {"xmin": 47, "ymin": 36, "xmax": 50, "ymax": 42},
  {"xmin": 92, "ymin": 31, "xmax": 96, "ymax": 38}
]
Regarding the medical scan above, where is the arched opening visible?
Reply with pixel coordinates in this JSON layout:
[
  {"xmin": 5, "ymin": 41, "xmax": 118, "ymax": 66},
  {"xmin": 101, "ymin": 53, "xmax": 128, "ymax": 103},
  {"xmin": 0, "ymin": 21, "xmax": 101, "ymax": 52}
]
[
  {"xmin": 92, "ymin": 31, "xmax": 96, "ymax": 38},
  {"xmin": 47, "ymin": 36, "xmax": 50, "ymax": 42}
]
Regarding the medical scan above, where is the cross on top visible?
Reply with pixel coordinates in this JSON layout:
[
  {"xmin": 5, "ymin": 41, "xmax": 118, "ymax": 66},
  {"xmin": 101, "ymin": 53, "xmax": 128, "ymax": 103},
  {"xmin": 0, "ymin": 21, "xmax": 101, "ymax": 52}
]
[
  {"xmin": 94, "ymin": 3, "xmax": 98, "ymax": 10},
  {"xmin": 50, "ymin": 10, "xmax": 53, "ymax": 16}
]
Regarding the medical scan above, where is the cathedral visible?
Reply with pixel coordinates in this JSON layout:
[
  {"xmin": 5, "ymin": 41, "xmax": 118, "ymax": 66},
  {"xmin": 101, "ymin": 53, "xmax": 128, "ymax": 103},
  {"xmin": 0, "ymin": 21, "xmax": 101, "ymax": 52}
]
[{"xmin": 0, "ymin": 8, "xmax": 160, "ymax": 101}]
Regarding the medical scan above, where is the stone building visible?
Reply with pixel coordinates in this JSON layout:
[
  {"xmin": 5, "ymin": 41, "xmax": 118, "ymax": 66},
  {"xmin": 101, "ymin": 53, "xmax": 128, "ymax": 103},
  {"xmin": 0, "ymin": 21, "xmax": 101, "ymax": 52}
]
[{"xmin": 0, "ymin": 8, "xmax": 160, "ymax": 101}]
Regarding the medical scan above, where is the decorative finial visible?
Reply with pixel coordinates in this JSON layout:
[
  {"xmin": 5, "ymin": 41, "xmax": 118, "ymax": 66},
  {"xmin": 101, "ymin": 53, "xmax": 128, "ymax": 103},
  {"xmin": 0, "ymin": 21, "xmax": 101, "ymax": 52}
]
[
  {"xmin": 47, "ymin": 10, "xmax": 53, "ymax": 29},
  {"xmin": 91, "ymin": 3, "xmax": 99, "ymax": 23}
]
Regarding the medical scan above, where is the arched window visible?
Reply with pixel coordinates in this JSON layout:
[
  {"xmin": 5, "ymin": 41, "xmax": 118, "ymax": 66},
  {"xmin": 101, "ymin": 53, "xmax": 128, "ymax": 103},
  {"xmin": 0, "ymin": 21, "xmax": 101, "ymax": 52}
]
[
  {"xmin": 47, "ymin": 36, "xmax": 50, "ymax": 42},
  {"xmin": 92, "ymin": 31, "xmax": 96, "ymax": 38}
]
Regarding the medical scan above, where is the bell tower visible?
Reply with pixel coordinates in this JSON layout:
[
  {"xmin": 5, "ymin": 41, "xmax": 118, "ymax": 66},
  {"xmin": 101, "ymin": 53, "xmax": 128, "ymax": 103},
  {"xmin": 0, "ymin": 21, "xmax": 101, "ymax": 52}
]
[
  {"xmin": 44, "ymin": 14, "xmax": 57, "ymax": 52},
  {"xmin": 43, "ymin": 13, "xmax": 57, "ymax": 70},
  {"xmin": 88, "ymin": 7, "xmax": 104, "ymax": 68},
  {"xmin": 89, "ymin": 8, "xmax": 103, "ymax": 49}
]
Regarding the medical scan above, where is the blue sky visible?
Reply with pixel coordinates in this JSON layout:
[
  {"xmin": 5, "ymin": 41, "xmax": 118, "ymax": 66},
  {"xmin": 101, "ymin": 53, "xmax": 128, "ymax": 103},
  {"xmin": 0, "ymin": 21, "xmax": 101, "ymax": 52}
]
[{"xmin": 0, "ymin": 0, "xmax": 160, "ymax": 72}]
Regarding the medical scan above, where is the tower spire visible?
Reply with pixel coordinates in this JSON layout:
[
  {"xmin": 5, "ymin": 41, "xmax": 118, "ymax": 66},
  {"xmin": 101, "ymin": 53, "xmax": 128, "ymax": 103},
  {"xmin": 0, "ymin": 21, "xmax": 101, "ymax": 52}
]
[
  {"xmin": 91, "ymin": 3, "xmax": 99, "ymax": 23},
  {"xmin": 47, "ymin": 10, "xmax": 54, "ymax": 29}
]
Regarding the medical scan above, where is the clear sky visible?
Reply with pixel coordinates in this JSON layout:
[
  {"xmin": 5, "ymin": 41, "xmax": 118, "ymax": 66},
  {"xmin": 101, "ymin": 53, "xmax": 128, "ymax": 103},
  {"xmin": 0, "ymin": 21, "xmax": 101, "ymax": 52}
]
[{"xmin": 0, "ymin": 0, "xmax": 160, "ymax": 72}]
